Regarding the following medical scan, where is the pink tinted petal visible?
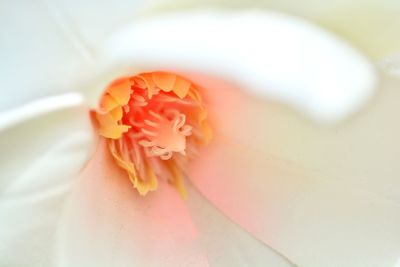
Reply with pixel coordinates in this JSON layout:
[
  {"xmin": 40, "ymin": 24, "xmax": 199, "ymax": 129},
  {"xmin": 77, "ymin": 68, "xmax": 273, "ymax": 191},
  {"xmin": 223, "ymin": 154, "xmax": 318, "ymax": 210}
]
[
  {"xmin": 187, "ymin": 74, "xmax": 400, "ymax": 267},
  {"xmin": 55, "ymin": 139, "xmax": 295, "ymax": 267},
  {"xmin": 55, "ymin": 139, "xmax": 205, "ymax": 267}
]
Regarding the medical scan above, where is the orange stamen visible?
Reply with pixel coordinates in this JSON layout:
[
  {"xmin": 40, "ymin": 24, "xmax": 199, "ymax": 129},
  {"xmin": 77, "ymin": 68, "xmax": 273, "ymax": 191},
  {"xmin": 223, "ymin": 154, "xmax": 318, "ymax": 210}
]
[{"xmin": 93, "ymin": 72, "xmax": 212, "ymax": 197}]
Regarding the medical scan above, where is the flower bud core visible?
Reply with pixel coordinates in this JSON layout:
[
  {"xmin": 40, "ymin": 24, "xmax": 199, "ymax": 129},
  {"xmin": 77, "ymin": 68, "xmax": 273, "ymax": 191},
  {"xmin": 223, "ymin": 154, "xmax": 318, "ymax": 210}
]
[{"xmin": 93, "ymin": 72, "xmax": 211, "ymax": 196}]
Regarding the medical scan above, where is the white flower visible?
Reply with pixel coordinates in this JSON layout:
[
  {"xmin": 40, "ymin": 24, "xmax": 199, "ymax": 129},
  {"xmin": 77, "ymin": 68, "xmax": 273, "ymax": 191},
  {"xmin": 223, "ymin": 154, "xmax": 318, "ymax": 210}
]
[{"xmin": 0, "ymin": 1, "xmax": 399, "ymax": 267}]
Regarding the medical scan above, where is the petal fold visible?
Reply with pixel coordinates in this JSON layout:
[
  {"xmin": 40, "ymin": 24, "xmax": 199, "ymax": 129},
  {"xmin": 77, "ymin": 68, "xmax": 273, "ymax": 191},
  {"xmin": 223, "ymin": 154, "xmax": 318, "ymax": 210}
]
[
  {"xmin": 188, "ymin": 74, "xmax": 400, "ymax": 267},
  {"xmin": 102, "ymin": 11, "xmax": 378, "ymax": 123},
  {"xmin": 55, "ymin": 139, "xmax": 295, "ymax": 267},
  {"xmin": 0, "ymin": 94, "xmax": 94, "ymax": 267}
]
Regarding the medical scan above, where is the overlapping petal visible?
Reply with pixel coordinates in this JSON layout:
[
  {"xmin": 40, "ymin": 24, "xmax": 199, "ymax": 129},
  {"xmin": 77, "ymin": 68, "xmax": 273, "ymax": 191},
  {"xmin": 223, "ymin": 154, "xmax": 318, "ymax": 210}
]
[
  {"xmin": 0, "ymin": 1, "xmax": 398, "ymax": 267},
  {"xmin": 0, "ymin": 94, "xmax": 94, "ymax": 267},
  {"xmin": 55, "ymin": 140, "xmax": 295, "ymax": 267},
  {"xmin": 99, "ymin": 11, "xmax": 377, "ymax": 123},
  {"xmin": 153, "ymin": 0, "xmax": 400, "ymax": 59},
  {"xmin": 188, "ymin": 74, "xmax": 400, "ymax": 267}
]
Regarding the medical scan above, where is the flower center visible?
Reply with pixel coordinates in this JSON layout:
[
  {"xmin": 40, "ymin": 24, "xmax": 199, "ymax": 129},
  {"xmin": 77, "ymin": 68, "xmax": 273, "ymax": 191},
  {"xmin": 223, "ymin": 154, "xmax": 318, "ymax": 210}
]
[{"xmin": 93, "ymin": 72, "xmax": 211, "ymax": 196}]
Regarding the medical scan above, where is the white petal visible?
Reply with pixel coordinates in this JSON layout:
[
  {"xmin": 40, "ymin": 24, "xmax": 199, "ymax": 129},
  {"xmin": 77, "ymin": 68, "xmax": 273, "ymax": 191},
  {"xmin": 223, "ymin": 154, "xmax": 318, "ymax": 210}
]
[
  {"xmin": 0, "ymin": 94, "xmax": 94, "ymax": 267},
  {"xmin": 187, "ymin": 73, "xmax": 400, "ymax": 267},
  {"xmin": 0, "ymin": 1, "xmax": 96, "ymax": 110},
  {"xmin": 45, "ymin": 0, "xmax": 154, "ymax": 48},
  {"xmin": 0, "ymin": 93, "xmax": 84, "ymax": 131},
  {"xmin": 154, "ymin": 0, "xmax": 400, "ymax": 59},
  {"xmin": 0, "ymin": 1, "xmax": 173, "ymax": 111},
  {"xmin": 101, "ymin": 11, "xmax": 377, "ymax": 123},
  {"xmin": 55, "ymin": 140, "xmax": 294, "ymax": 267}
]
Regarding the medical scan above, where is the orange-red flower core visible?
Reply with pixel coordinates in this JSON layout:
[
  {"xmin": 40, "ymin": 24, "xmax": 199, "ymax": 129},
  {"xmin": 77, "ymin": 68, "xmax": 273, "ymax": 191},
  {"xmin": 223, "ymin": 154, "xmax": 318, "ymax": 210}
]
[{"xmin": 93, "ymin": 72, "xmax": 211, "ymax": 197}]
